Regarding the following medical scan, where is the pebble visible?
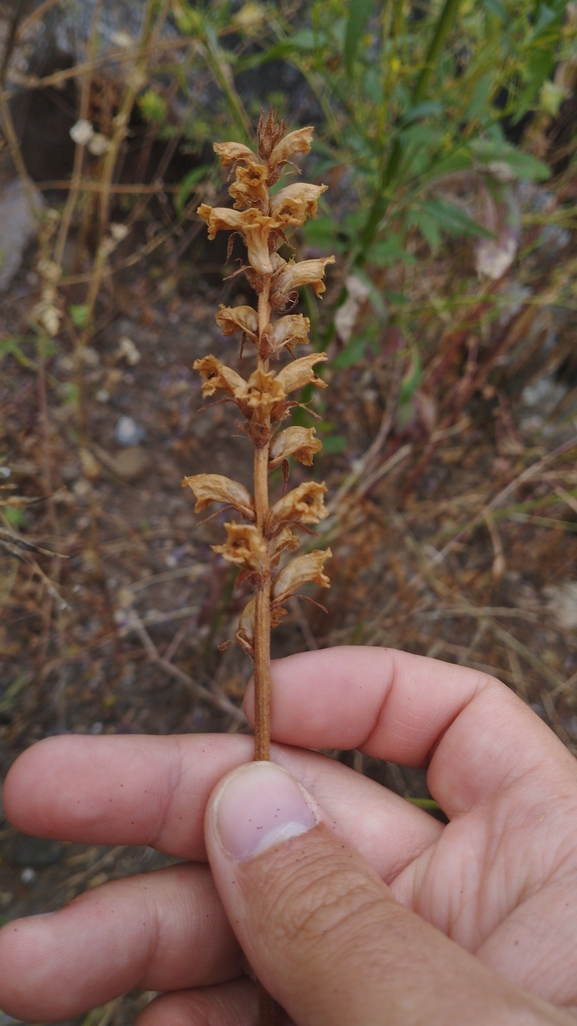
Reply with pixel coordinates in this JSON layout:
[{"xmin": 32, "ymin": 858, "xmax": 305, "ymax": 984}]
[
  {"xmin": 20, "ymin": 867, "xmax": 36, "ymax": 884},
  {"xmin": 114, "ymin": 415, "xmax": 146, "ymax": 446}
]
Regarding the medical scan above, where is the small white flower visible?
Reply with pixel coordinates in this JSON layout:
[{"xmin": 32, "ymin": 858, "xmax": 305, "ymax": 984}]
[
  {"xmin": 70, "ymin": 119, "xmax": 94, "ymax": 145},
  {"xmin": 88, "ymin": 133, "xmax": 112, "ymax": 156},
  {"xmin": 110, "ymin": 222, "xmax": 129, "ymax": 242},
  {"xmin": 110, "ymin": 30, "xmax": 134, "ymax": 48}
]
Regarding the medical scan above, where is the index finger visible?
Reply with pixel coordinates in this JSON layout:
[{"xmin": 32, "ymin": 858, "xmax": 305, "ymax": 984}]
[{"xmin": 251, "ymin": 647, "xmax": 576, "ymax": 817}]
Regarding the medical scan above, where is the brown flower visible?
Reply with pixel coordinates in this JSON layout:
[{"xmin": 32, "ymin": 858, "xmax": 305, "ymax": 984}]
[
  {"xmin": 269, "ymin": 427, "xmax": 322, "ymax": 469},
  {"xmin": 212, "ymin": 521, "xmax": 267, "ymax": 571},
  {"xmin": 213, "ymin": 141, "xmax": 258, "ymax": 167},
  {"xmin": 229, "ymin": 160, "xmax": 269, "ymax": 210},
  {"xmin": 269, "ymin": 480, "xmax": 328, "ymax": 530},
  {"xmin": 272, "ymin": 548, "xmax": 332, "ymax": 604},
  {"xmin": 272, "ymin": 255, "xmax": 336, "ymax": 301},
  {"xmin": 197, "ymin": 204, "xmax": 278, "ymax": 275},
  {"xmin": 215, "ymin": 304, "xmax": 258, "ymax": 340},
  {"xmin": 193, "ymin": 355, "xmax": 246, "ymax": 398},
  {"xmin": 265, "ymin": 313, "xmax": 311, "ymax": 353},
  {"xmin": 268, "ymin": 126, "xmax": 314, "ymax": 169},
  {"xmin": 235, "ymin": 369, "xmax": 286, "ymax": 424},
  {"xmin": 276, "ymin": 352, "xmax": 327, "ymax": 394},
  {"xmin": 270, "ymin": 183, "xmax": 327, "ymax": 227},
  {"xmin": 182, "ymin": 474, "xmax": 254, "ymax": 520}
]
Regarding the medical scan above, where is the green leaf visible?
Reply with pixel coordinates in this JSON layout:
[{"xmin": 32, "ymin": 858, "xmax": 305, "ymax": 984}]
[
  {"xmin": 344, "ymin": 0, "xmax": 375, "ymax": 75},
  {"xmin": 3, "ymin": 506, "xmax": 25, "ymax": 529},
  {"xmin": 365, "ymin": 233, "xmax": 416, "ymax": 268},
  {"xmin": 410, "ymin": 208, "xmax": 441, "ymax": 253},
  {"xmin": 176, "ymin": 165, "xmax": 212, "ymax": 218},
  {"xmin": 0, "ymin": 671, "xmax": 29, "ymax": 713},
  {"xmin": 471, "ymin": 139, "xmax": 551, "ymax": 182},
  {"xmin": 399, "ymin": 348, "xmax": 422, "ymax": 404},
  {"xmin": 322, "ymin": 435, "xmax": 348, "ymax": 455},
  {"xmin": 333, "ymin": 335, "xmax": 367, "ymax": 369},
  {"xmin": 421, "ymin": 199, "xmax": 493, "ymax": 239},
  {"xmin": 69, "ymin": 304, "xmax": 89, "ymax": 329}
]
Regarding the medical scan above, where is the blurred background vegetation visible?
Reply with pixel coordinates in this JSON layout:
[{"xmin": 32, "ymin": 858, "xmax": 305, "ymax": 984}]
[{"xmin": 0, "ymin": 1, "xmax": 576, "ymax": 1022}]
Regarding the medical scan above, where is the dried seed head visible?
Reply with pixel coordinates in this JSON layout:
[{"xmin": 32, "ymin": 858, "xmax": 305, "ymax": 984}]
[
  {"xmin": 272, "ymin": 548, "xmax": 332, "ymax": 604},
  {"xmin": 269, "ymin": 427, "xmax": 322, "ymax": 469},
  {"xmin": 182, "ymin": 474, "xmax": 254, "ymax": 520},
  {"xmin": 193, "ymin": 355, "xmax": 246, "ymax": 398},
  {"xmin": 269, "ymin": 480, "xmax": 328, "ymax": 530},
  {"xmin": 212, "ymin": 521, "xmax": 267, "ymax": 571}
]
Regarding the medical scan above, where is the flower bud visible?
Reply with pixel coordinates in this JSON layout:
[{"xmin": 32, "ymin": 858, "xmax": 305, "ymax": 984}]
[
  {"xmin": 212, "ymin": 522, "xmax": 267, "ymax": 571},
  {"xmin": 269, "ymin": 481, "xmax": 328, "ymax": 530},
  {"xmin": 269, "ymin": 427, "xmax": 322, "ymax": 469},
  {"xmin": 272, "ymin": 548, "xmax": 332, "ymax": 604},
  {"xmin": 182, "ymin": 474, "xmax": 254, "ymax": 520}
]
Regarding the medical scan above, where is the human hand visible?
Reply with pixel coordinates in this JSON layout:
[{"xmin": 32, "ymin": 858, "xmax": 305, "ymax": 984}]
[{"xmin": 1, "ymin": 648, "xmax": 576, "ymax": 1024}]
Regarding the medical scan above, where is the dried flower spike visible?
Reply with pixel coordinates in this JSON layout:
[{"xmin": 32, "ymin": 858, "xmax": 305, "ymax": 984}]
[{"xmin": 184, "ymin": 112, "xmax": 333, "ymax": 779}]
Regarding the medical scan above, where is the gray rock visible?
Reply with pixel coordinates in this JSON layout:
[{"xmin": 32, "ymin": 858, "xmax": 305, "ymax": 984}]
[
  {"xmin": 0, "ymin": 179, "xmax": 44, "ymax": 292},
  {"xmin": 114, "ymin": 415, "xmax": 146, "ymax": 446}
]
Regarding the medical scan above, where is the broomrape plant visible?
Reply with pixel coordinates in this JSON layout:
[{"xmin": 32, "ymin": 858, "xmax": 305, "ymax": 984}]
[{"xmin": 183, "ymin": 112, "xmax": 333, "ymax": 764}]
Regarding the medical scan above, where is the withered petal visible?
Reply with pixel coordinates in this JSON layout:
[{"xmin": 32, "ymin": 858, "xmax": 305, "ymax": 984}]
[
  {"xmin": 272, "ymin": 548, "xmax": 332, "ymax": 604},
  {"xmin": 276, "ymin": 352, "xmax": 327, "ymax": 394},
  {"xmin": 193, "ymin": 355, "xmax": 246, "ymax": 397},
  {"xmin": 212, "ymin": 521, "xmax": 267, "ymax": 571},
  {"xmin": 213, "ymin": 141, "xmax": 259, "ymax": 167},
  {"xmin": 269, "ymin": 427, "xmax": 322, "ymax": 469},
  {"xmin": 268, "ymin": 127, "xmax": 314, "ymax": 168},
  {"xmin": 215, "ymin": 304, "xmax": 259, "ymax": 338},
  {"xmin": 272, "ymin": 255, "xmax": 336, "ymax": 300},
  {"xmin": 182, "ymin": 474, "xmax": 254, "ymax": 519},
  {"xmin": 269, "ymin": 481, "xmax": 328, "ymax": 529},
  {"xmin": 270, "ymin": 183, "xmax": 327, "ymax": 225},
  {"xmin": 269, "ymin": 313, "xmax": 311, "ymax": 352}
]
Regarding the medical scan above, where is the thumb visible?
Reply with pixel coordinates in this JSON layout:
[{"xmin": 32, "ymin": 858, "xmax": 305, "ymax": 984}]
[{"xmin": 205, "ymin": 761, "xmax": 568, "ymax": 1026}]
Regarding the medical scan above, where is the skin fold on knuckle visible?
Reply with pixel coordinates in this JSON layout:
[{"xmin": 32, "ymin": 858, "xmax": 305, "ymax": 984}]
[{"xmin": 239, "ymin": 824, "xmax": 398, "ymax": 972}]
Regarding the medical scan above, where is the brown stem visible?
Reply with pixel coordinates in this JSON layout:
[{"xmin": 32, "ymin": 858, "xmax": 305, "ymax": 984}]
[{"xmin": 253, "ymin": 277, "xmax": 272, "ymax": 763}]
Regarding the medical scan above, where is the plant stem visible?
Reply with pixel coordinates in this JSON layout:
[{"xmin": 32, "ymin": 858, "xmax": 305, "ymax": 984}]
[{"xmin": 253, "ymin": 278, "xmax": 272, "ymax": 762}]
